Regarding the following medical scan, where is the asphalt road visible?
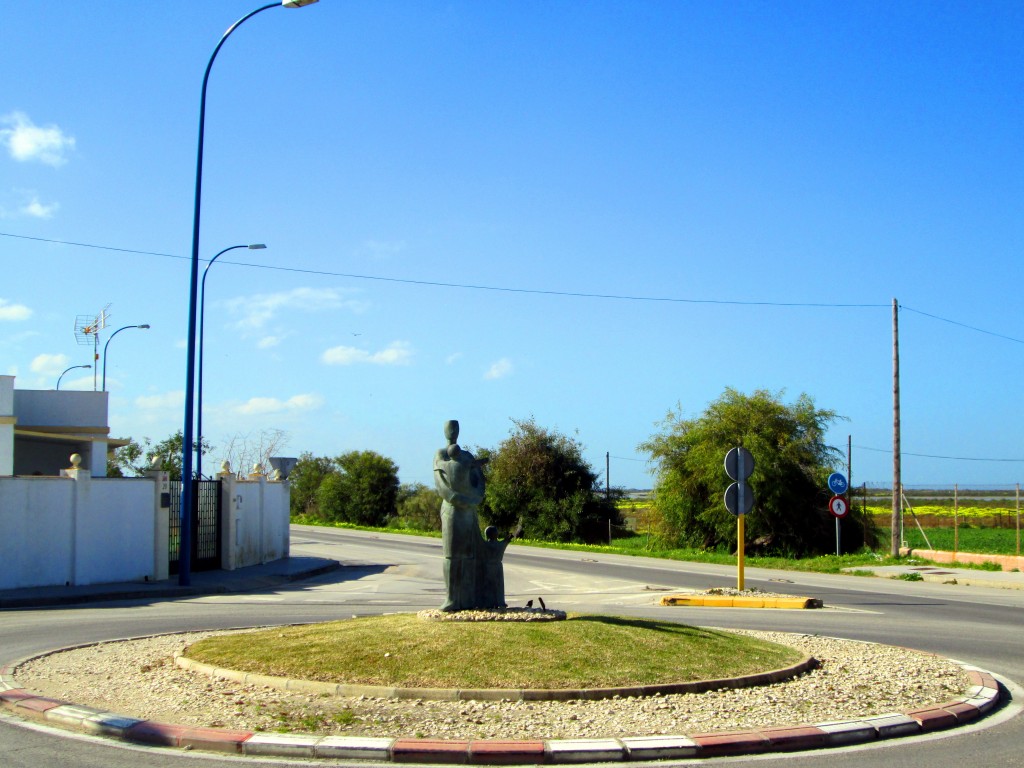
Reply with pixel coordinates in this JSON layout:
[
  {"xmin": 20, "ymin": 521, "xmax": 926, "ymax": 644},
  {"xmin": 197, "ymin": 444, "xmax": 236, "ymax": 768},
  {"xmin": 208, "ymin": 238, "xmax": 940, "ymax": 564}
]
[{"xmin": 1, "ymin": 525, "xmax": 1021, "ymax": 767}]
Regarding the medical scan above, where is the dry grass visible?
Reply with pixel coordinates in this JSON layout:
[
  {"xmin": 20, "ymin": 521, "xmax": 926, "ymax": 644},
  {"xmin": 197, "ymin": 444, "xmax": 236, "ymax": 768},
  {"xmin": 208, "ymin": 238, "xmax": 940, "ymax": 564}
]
[{"xmin": 184, "ymin": 614, "xmax": 803, "ymax": 689}]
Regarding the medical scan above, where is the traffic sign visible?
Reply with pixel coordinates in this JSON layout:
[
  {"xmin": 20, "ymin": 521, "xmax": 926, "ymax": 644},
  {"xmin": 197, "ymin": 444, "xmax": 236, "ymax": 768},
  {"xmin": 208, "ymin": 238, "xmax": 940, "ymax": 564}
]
[
  {"xmin": 827, "ymin": 472, "xmax": 848, "ymax": 495},
  {"xmin": 724, "ymin": 447, "xmax": 754, "ymax": 481},
  {"xmin": 725, "ymin": 482, "xmax": 754, "ymax": 516},
  {"xmin": 828, "ymin": 495, "xmax": 849, "ymax": 518}
]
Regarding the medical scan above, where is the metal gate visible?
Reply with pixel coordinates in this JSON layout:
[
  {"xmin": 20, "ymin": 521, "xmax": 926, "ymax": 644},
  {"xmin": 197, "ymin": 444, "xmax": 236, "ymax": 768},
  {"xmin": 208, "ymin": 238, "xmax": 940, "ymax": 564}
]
[{"xmin": 168, "ymin": 480, "xmax": 222, "ymax": 574}]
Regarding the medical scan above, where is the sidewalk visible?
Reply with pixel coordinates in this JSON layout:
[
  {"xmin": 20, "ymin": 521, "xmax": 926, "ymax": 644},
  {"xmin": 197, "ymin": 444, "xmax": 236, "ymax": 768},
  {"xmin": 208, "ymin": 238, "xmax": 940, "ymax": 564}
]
[
  {"xmin": 845, "ymin": 562, "xmax": 1024, "ymax": 591},
  {"xmin": 0, "ymin": 557, "xmax": 341, "ymax": 610}
]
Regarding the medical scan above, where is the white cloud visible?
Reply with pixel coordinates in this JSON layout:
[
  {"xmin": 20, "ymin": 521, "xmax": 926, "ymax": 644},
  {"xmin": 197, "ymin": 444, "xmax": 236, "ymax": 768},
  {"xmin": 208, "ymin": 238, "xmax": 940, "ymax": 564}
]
[
  {"xmin": 358, "ymin": 239, "xmax": 407, "ymax": 259},
  {"xmin": 224, "ymin": 287, "xmax": 368, "ymax": 333},
  {"xmin": 234, "ymin": 393, "xmax": 324, "ymax": 416},
  {"xmin": 30, "ymin": 353, "xmax": 69, "ymax": 376},
  {"xmin": 0, "ymin": 299, "xmax": 32, "ymax": 321},
  {"xmin": 0, "ymin": 191, "xmax": 60, "ymax": 220},
  {"xmin": 484, "ymin": 358, "xmax": 513, "ymax": 380},
  {"xmin": 446, "ymin": 352, "xmax": 463, "ymax": 365},
  {"xmin": 321, "ymin": 341, "xmax": 412, "ymax": 366},
  {"xmin": 135, "ymin": 391, "xmax": 185, "ymax": 410},
  {"xmin": 1, "ymin": 112, "xmax": 76, "ymax": 167},
  {"xmin": 257, "ymin": 335, "xmax": 284, "ymax": 349},
  {"xmin": 21, "ymin": 194, "xmax": 58, "ymax": 218}
]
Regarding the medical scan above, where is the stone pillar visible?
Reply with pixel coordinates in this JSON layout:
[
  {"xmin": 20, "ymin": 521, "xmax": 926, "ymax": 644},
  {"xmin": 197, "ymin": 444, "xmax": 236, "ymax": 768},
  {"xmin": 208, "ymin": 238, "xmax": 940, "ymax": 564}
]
[
  {"xmin": 146, "ymin": 469, "xmax": 171, "ymax": 581},
  {"xmin": 61, "ymin": 453, "xmax": 89, "ymax": 585},
  {"xmin": 0, "ymin": 375, "xmax": 15, "ymax": 476},
  {"xmin": 89, "ymin": 438, "xmax": 109, "ymax": 478},
  {"xmin": 217, "ymin": 464, "xmax": 238, "ymax": 571}
]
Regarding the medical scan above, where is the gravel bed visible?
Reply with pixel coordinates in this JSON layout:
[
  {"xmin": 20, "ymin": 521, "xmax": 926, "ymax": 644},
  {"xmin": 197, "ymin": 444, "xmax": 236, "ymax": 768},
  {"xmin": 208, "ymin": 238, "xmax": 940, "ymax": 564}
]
[{"xmin": 15, "ymin": 627, "xmax": 971, "ymax": 740}]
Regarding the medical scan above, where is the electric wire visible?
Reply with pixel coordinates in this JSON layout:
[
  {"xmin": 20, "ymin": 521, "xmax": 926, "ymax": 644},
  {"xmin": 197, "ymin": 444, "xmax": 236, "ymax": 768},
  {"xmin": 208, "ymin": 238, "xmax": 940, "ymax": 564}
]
[
  {"xmin": 5, "ymin": 230, "xmax": 1023, "ymax": 472},
  {"xmin": 0, "ymin": 231, "xmax": 887, "ymax": 309}
]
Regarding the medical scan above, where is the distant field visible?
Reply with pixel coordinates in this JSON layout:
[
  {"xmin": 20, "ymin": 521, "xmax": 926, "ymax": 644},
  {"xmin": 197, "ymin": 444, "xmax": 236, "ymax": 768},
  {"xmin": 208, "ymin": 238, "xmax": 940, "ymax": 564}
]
[
  {"xmin": 615, "ymin": 499, "xmax": 1022, "ymax": 556},
  {"xmin": 618, "ymin": 499, "xmax": 1021, "ymax": 529},
  {"xmin": 866, "ymin": 505, "xmax": 1021, "ymax": 530},
  {"xmin": 895, "ymin": 526, "xmax": 1021, "ymax": 556}
]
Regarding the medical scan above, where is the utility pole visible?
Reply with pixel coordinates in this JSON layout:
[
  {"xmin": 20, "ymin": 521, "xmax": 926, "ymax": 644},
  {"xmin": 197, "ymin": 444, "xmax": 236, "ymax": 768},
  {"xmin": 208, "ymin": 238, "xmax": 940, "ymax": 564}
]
[
  {"xmin": 606, "ymin": 452, "xmax": 610, "ymax": 501},
  {"xmin": 891, "ymin": 298, "xmax": 902, "ymax": 557},
  {"xmin": 847, "ymin": 434, "xmax": 852, "ymax": 497}
]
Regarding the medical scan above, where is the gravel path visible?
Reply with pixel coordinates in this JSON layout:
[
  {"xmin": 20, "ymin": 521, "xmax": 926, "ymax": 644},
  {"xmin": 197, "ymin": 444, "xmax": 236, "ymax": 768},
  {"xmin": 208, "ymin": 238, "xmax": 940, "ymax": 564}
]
[{"xmin": 16, "ymin": 627, "xmax": 971, "ymax": 740}]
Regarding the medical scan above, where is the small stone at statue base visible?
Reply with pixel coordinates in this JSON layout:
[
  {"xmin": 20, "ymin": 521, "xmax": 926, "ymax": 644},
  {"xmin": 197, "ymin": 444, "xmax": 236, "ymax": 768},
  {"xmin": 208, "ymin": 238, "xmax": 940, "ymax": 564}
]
[{"xmin": 418, "ymin": 607, "xmax": 567, "ymax": 622}]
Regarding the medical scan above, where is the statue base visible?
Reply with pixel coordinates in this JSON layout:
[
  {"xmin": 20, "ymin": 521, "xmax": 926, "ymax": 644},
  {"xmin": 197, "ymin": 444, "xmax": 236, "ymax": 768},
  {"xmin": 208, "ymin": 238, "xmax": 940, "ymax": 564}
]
[{"xmin": 418, "ymin": 607, "xmax": 566, "ymax": 622}]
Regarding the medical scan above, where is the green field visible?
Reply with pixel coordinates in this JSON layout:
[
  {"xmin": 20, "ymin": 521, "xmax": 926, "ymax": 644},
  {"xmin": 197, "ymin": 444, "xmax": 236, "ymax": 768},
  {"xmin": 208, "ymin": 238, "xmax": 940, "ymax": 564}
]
[{"xmin": 898, "ymin": 525, "xmax": 1021, "ymax": 556}]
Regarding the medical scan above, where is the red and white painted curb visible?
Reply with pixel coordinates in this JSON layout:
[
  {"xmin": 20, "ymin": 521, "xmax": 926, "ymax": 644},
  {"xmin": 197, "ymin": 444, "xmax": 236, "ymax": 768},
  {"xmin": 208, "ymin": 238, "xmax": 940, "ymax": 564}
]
[{"xmin": 0, "ymin": 662, "xmax": 1003, "ymax": 762}]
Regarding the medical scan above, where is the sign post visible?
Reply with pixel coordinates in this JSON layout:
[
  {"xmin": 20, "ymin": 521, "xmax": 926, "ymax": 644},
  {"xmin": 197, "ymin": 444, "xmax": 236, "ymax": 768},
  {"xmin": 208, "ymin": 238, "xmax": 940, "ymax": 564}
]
[
  {"xmin": 724, "ymin": 447, "xmax": 754, "ymax": 590},
  {"xmin": 827, "ymin": 472, "xmax": 849, "ymax": 556}
]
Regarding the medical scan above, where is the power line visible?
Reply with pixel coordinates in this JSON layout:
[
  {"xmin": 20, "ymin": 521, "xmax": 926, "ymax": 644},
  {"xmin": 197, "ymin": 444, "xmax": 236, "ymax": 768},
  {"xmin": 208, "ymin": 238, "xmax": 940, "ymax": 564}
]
[
  {"xmin": 901, "ymin": 304, "xmax": 1024, "ymax": 346},
  {"xmin": 0, "ymin": 231, "xmax": 884, "ymax": 309},
  {"xmin": 5, "ymin": 231, "xmax": 1021, "ymax": 342},
  {"xmin": 0, "ymin": 232, "xmax": 180, "ymax": 260},
  {"xmin": 853, "ymin": 444, "xmax": 1024, "ymax": 463}
]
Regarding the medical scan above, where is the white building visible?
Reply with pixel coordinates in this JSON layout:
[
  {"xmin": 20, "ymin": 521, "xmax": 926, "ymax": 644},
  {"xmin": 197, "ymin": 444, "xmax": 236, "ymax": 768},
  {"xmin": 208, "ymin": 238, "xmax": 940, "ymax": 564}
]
[{"xmin": 0, "ymin": 374, "xmax": 124, "ymax": 477}]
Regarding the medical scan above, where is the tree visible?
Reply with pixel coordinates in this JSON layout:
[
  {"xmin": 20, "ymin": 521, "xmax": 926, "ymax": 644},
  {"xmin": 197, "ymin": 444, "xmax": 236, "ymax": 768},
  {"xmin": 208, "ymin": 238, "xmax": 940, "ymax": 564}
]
[
  {"xmin": 108, "ymin": 439, "xmax": 145, "ymax": 477},
  {"xmin": 315, "ymin": 450, "xmax": 400, "ymax": 526},
  {"xmin": 288, "ymin": 452, "xmax": 338, "ymax": 518},
  {"xmin": 640, "ymin": 388, "xmax": 876, "ymax": 556},
  {"xmin": 219, "ymin": 428, "xmax": 290, "ymax": 477},
  {"xmin": 481, "ymin": 418, "xmax": 621, "ymax": 543},
  {"xmin": 395, "ymin": 482, "xmax": 443, "ymax": 531},
  {"xmin": 107, "ymin": 431, "xmax": 211, "ymax": 480}
]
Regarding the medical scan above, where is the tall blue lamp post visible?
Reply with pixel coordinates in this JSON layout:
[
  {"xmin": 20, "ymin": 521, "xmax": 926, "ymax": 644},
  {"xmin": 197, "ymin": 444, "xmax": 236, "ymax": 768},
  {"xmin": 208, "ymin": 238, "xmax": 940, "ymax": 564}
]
[
  {"xmin": 196, "ymin": 243, "xmax": 266, "ymax": 482},
  {"xmin": 101, "ymin": 324, "xmax": 150, "ymax": 392},
  {"xmin": 179, "ymin": 0, "xmax": 318, "ymax": 586}
]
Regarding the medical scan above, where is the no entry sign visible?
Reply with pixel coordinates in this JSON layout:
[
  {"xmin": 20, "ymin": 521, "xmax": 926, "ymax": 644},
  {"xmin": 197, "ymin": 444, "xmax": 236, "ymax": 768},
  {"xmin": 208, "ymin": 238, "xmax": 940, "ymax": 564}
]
[{"xmin": 828, "ymin": 495, "xmax": 849, "ymax": 518}]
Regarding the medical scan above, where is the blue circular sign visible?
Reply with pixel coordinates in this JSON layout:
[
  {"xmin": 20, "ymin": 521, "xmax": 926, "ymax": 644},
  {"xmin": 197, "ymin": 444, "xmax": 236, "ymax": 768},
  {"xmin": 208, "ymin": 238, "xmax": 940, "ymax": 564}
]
[{"xmin": 828, "ymin": 472, "xmax": 849, "ymax": 495}]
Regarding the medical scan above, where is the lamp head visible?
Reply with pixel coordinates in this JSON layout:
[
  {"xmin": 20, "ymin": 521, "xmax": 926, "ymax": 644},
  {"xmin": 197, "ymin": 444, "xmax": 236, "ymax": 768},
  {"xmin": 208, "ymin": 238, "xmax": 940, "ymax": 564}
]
[
  {"xmin": 283, "ymin": 0, "xmax": 319, "ymax": 7},
  {"xmin": 139, "ymin": 324, "xmax": 151, "ymax": 329},
  {"xmin": 248, "ymin": 244, "xmax": 267, "ymax": 250}
]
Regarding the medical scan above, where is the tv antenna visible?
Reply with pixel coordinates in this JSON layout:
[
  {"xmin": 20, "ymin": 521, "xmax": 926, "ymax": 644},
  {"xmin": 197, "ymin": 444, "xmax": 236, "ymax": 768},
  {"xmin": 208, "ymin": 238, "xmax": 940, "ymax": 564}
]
[{"xmin": 74, "ymin": 303, "xmax": 111, "ymax": 391}]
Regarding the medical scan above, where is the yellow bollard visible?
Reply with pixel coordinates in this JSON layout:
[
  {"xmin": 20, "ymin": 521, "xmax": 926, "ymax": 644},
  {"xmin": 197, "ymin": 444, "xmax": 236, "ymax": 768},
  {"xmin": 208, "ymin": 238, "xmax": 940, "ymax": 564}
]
[{"xmin": 737, "ymin": 514, "xmax": 745, "ymax": 591}]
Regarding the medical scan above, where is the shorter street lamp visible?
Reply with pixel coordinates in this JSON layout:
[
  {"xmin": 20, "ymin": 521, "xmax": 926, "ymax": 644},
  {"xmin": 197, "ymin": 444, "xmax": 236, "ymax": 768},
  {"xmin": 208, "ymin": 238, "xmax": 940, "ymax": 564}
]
[
  {"xmin": 57, "ymin": 364, "xmax": 91, "ymax": 390},
  {"xmin": 102, "ymin": 324, "xmax": 151, "ymax": 392},
  {"xmin": 196, "ymin": 243, "xmax": 266, "ymax": 480}
]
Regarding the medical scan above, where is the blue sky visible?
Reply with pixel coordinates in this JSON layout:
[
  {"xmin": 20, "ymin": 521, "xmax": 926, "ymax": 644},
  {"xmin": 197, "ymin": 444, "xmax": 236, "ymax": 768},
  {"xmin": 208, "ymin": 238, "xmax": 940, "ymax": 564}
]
[{"xmin": 2, "ymin": 1, "xmax": 1022, "ymax": 491}]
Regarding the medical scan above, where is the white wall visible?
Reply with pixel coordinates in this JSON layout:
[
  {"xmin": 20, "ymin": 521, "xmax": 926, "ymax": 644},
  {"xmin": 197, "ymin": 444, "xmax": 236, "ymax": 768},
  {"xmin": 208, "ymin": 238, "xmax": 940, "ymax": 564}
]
[
  {"xmin": 11, "ymin": 387, "xmax": 109, "ymax": 476},
  {"xmin": 73, "ymin": 477, "xmax": 155, "ymax": 585},
  {"xmin": 220, "ymin": 473, "xmax": 290, "ymax": 570},
  {"xmin": 0, "ymin": 469, "xmax": 290, "ymax": 590},
  {"xmin": 0, "ymin": 477, "xmax": 75, "ymax": 588},
  {"xmin": 0, "ymin": 473, "xmax": 158, "ymax": 590},
  {"xmin": 13, "ymin": 389, "xmax": 107, "ymax": 429}
]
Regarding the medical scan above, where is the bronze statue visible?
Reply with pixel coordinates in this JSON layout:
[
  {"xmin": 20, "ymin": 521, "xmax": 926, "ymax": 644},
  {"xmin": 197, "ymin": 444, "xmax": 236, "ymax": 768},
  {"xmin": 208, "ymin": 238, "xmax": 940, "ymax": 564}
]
[{"xmin": 433, "ymin": 420, "xmax": 514, "ymax": 611}]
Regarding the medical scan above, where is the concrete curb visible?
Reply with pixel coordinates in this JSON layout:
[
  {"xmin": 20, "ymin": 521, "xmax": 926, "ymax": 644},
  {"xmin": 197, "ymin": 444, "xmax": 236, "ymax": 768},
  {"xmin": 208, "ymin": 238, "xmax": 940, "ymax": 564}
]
[
  {"xmin": 659, "ymin": 595, "xmax": 824, "ymax": 608},
  {"xmin": 0, "ymin": 659, "xmax": 1004, "ymax": 762},
  {"xmin": 174, "ymin": 653, "xmax": 819, "ymax": 702}
]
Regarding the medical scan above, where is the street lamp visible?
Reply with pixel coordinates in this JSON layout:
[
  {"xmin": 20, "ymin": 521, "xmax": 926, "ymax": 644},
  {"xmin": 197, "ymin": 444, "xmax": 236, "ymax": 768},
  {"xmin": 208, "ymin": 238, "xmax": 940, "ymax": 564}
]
[
  {"xmin": 56, "ymin": 365, "xmax": 91, "ymax": 390},
  {"xmin": 101, "ymin": 324, "xmax": 151, "ymax": 392},
  {"xmin": 179, "ymin": 0, "xmax": 318, "ymax": 586},
  {"xmin": 196, "ymin": 243, "xmax": 266, "ymax": 481}
]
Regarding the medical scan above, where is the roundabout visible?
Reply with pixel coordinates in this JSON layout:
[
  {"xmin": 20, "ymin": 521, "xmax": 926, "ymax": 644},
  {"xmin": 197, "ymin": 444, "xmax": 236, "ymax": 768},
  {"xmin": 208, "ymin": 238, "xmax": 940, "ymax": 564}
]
[
  {"xmin": 1, "ymin": 622, "xmax": 1000, "ymax": 761},
  {"xmin": 1, "ymin": 527, "xmax": 1021, "ymax": 767}
]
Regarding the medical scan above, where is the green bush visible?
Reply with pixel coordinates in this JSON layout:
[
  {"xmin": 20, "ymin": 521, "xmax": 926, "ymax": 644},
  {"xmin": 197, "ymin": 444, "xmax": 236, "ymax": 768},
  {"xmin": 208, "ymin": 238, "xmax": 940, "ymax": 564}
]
[
  {"xmin": 395, "ymin": 482, "xmax": 442, "ymax": 531},
  {"xmin": 641, "ymin": 388, "xmax": 877, "ymax": 556},
  {"xmin": 481, "ymin": 418, "xmax": 622, "ymax": 543}
]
